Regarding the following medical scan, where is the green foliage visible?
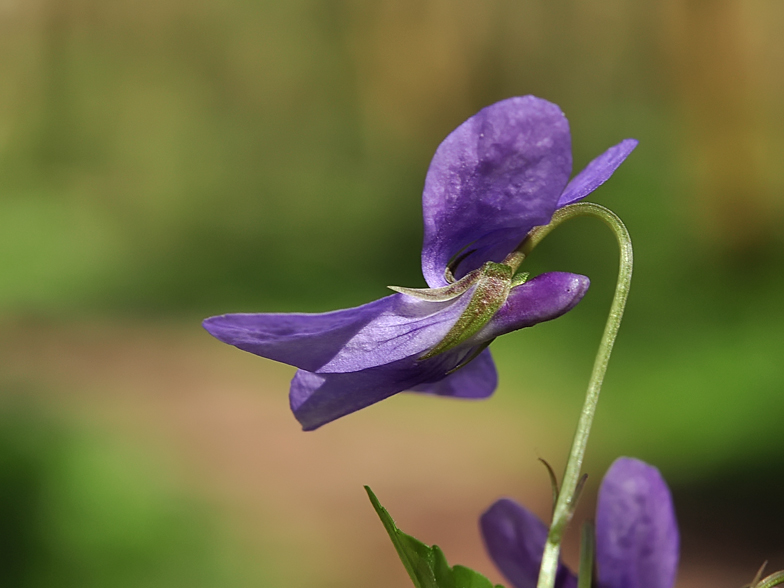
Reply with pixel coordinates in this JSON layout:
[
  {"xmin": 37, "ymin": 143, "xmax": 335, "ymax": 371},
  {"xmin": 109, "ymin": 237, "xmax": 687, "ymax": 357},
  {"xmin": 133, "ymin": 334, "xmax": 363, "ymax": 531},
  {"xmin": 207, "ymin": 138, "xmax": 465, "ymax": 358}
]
[
  {"xmin": 365, "ymin": 486, "xmax": 504, "ymax": 588},
  {"xmin": 0, "ymin": 399, "xmax": 264, "ymax": 588}
]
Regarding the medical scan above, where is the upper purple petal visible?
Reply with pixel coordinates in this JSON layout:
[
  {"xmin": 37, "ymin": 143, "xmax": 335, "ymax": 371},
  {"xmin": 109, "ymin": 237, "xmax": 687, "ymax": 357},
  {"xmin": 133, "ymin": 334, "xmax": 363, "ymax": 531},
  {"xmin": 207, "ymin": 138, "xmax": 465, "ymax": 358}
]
[
  {"xmin": 410, "ymin": 347, "xmax": 497, "ymax": 398},
  {"xmin": 481, "ymin": 499, "xmax": 577, "ymax": 588},
  {"xmin": 202, "ymin": 290, "xmax": 474, "ymax": 375},
  {"xmin": 472, "ymin": 272, "xmax": 590, "ymax": 342},
  {"xmin": 596, "ymin": 458, "xmax": 680, "ymax": 588},
  {"xmin": 556, "ymin": 139, "xmax": 638, "ymax": 208},
  {"xmin": 421, "ymin": 96, "xmax": 573, "ymax": 287},
  {"xmin": 289, "ymin": 345, "xmax": 483, "ymax": 430}
]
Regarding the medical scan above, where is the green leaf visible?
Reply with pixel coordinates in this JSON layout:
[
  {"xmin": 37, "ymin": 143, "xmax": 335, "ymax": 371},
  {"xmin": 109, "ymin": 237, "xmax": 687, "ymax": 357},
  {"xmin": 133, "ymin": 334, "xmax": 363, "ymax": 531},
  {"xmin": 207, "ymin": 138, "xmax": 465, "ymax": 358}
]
[
  {"xmin": 365, "ymin": 486, "xmax": 505, "ymax": 588},
  {"xmin": 577, "ymin": 520, "xmax": 595, "ymax": 588}
]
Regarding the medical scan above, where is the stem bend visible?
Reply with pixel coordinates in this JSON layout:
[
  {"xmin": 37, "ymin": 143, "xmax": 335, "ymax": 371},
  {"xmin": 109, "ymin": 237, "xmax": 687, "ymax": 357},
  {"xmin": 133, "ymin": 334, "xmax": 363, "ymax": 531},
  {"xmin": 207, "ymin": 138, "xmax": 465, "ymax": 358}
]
[{"xmin": 514, "ymin": 203, "xmax": 633, "ymax": 588}]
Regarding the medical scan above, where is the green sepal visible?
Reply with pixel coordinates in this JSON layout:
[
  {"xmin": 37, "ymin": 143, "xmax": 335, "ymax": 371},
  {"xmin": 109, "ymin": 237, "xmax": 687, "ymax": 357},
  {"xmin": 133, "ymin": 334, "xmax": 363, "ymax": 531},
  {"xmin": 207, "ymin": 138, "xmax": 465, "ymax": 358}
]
[
  {"xmin": 419, "ymin": 262, "xmax": 513, "ymax": 360},
  {"xmin": 537, "ymin": 458, "xmax": 560, "ymax": 516},
  {"xmin": 365, "ymin": 486, "xmax": 505, "ymax": 588},
  {"xmin": 389, "ymin": 269, "xmax": 482, "ymax": 301},
  {"xmin": 754, "ymin": 571, "xmax": 784, "ymax": 588}
]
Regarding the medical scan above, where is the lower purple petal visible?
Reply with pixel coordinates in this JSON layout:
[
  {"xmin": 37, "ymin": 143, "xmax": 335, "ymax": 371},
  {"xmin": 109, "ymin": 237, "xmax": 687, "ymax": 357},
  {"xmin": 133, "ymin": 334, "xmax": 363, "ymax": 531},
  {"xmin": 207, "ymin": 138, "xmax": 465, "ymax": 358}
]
[
  {"xmin": 203, "ymin": 291, "xmax": 472, "ymax": 374},
  {"xmin": 411, "ymin": 348, "xmax": 497, "ymax": 398},
  {"xmin": 556, "ymin": 139, "xmax": 638, "ymax": 208},
  {"xmin": 203, "ymin": 297, "xmax": 395, "ymax": 373},
  {"xmin": 481, "ymin": 499, "xmax": 577, "ymax": 588},
  {"xmin": 596, "ymin": 458, "xmax": 680, "ymax": 588},
  {"xmin": 289, "ymin": 347, "xmax": 483, "ymax": 430}
]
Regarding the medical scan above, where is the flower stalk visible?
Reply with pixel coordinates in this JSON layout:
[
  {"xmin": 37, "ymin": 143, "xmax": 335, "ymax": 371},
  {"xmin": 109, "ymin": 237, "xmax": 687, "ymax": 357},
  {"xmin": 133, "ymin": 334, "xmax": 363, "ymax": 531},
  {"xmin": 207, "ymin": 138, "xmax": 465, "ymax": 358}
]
[{"xmin": 506, "ymin": 202, "xmax": 633, "ymax": 588}]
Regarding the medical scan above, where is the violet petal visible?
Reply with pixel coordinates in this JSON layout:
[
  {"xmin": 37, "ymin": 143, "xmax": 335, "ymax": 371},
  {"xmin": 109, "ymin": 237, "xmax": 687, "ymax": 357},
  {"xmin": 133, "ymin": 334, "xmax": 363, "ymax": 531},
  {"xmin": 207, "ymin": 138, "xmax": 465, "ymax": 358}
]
[
  {"xmin": 410, "ymin": 348, "xmax": 497, "ymax": 398},
  {"xmin": 473, "ymin": 272, "xmax": 590, "ymax": 341},
  {"xmin": 445, "ymin": 227, "xmax": 532, "ymax": 283},
  {"xmin": 421, "ymin": 96, "xmax": 572, "ymax": 287},
  {"xmin": 481, "ymin": 499, "xmax": 577, "ymax": 588},
  {"xmin": 596, "ymin": 457, "xmax": 680, "ymax": 588},
  {"xmin": 556, "ymin": 139, "xmax": 638, "ymax": 208},
  {"xmin": 203, "ymin": 290, "xmax": 474, "ymax": 375},
  {"xmin": 289, "ymin": 346, "xmax": 483, "ymax": 430}
]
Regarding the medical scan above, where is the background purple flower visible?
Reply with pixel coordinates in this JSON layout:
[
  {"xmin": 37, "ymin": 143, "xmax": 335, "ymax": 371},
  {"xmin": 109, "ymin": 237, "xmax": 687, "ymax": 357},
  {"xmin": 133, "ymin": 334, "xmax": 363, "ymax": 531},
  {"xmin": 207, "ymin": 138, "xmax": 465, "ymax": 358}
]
[
  {"xmin": 204, "ymin": 96, "xmax": 635, "ymax": 430},
  {"xmin": 480, "ymin": 457, "xmax": 679, "ymax": 588}
]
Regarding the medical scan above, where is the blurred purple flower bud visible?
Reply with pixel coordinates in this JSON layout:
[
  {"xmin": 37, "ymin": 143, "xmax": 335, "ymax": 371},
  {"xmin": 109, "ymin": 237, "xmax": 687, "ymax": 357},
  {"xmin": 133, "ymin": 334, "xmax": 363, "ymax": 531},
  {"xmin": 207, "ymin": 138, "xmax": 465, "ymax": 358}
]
[{"xmin": 481, "ymin": 457, "xmax": 679, "ymax": 588}]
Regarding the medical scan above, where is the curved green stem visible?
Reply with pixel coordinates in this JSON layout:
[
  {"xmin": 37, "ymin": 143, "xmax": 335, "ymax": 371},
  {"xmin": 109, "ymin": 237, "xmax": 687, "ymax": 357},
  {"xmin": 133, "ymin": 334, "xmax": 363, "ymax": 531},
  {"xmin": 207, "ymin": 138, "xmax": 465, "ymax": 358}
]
[{"xmin": 506, "ymin": 203, "xmax": 633, "ymax": 588}]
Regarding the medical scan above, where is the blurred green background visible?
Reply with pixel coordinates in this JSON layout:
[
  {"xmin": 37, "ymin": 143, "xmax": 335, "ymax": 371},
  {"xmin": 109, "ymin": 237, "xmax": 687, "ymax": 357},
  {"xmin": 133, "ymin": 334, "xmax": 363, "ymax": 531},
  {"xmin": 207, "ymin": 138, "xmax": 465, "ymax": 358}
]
[{"xmin": 1, "ymin": 0, "xmax": 783, "ymax": 586}]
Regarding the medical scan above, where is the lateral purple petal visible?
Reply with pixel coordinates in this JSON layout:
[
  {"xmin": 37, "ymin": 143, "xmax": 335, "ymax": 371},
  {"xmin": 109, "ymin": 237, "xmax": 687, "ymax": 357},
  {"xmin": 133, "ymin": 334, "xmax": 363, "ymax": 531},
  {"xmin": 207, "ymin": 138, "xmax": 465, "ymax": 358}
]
[
  {"xmin": 421, "ymin": 96, "xmax": 573, "ymax": 287},
  {"xmin": 411, "ymin": 348, "xmax": 497, "ymax": 398},
  {"xmin": 289, "ymin": 346, "xmax": 482, "ymax": 430},
  {"xmin": 481, "ymin": 499, "xmax": 577, "ymax": 588},
  {"xmin": 556, "ymin": 139, "xmax": 638, "ymax": 208},
  {"xmin": 203, "ymin": 290, "xmax": 474, "ymax": 375},
  {"xmin": 473, "ymin": 272, "xmax": 590, "ymax": 341},
  {"xmin": 596, "ymin": 458, "xmax": 680, "ymax": 588}
]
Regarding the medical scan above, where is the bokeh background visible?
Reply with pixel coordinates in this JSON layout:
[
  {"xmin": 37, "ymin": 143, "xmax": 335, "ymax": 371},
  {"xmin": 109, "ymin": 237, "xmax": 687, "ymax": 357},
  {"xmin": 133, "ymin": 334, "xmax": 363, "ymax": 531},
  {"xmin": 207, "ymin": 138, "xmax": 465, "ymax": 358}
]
[{"xmin": 1, "ymin": 0, "xmax": 783, "ymax": 586}]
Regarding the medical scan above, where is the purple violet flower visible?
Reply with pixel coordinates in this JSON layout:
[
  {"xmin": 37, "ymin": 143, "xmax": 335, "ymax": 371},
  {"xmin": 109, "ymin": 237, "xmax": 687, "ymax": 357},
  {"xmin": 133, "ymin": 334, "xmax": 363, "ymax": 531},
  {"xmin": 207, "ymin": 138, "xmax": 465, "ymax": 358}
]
[
  {"xmin": 203, "ymin": 96, "xmax": 637, "ymax": 431},
  {"xmin": 481, "ymin": 457, "xmax": 680, "ymax": 588}
]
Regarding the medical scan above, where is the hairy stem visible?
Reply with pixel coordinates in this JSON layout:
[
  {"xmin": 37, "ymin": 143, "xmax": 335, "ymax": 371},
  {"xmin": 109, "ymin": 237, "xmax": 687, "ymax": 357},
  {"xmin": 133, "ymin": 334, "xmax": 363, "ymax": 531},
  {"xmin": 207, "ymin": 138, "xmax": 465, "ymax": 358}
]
[{"xmin": 506, "ymin": 203, "xmax": 633, "ymax": 588}]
